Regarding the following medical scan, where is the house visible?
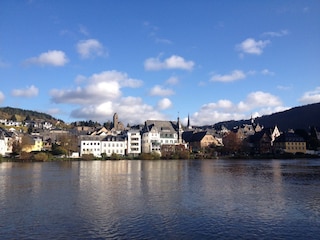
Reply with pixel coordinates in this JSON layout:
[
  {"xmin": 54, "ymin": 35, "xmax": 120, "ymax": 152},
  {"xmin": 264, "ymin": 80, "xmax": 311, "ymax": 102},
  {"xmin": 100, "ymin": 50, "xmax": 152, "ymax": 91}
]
[
  {"xmin": 249, "ymin": 126, "xmax": 281, "ymax": 154},
  {"xmin": 79, "ymin": 129, "xmax": 142, "ymax": 158},
  {"xmin": 90, "ymin": 127, "xmax": 113, "ymax": 136},
  {"xmin": 100, "ymin": 135, "xmax": 127, "ymax": 157},
  {"xmin": 126, "ymin": 130, "xmax": 141, "ymax": 156},
  {"xmin": 141, "ymin": 120, "xmax": 182, "ymax": 154},
  {"xmin": 186, "ymin": 131, "xmax": 219, "ymax": 152},
  {"xmin": 79, "ymin": 135, "xmax": 104, "ymax": 157},
  {"xmin": 0, "ymin": 128, "xmax": 15, "ymax": 156},
  {"xmin": 274, "ymin": 132, "xmax": 306, "ymax": 154},
  {"xmin": 21, "ymin": 135, "xmax": 43, "ymax": 152}
]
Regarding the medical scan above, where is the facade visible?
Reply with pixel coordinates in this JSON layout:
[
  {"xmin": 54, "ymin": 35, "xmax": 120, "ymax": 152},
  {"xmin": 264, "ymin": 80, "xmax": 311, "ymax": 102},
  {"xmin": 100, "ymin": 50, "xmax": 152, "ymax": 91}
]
[
  {"xmin": 249, "ymin": 126, "xmax": 281, "ymax": 154},
  {"xmin": 141, "ymin": 126, "xmax": 161, "ymax": 154},
  {"xmin": 141, "ymin": 120, "xmax": 181, "ymax": 154},
  {"xmin": 21, "ymin": 135, "xmax": 43, "ymax": 152},
  {"xmin": 79, "ymin": 133, "xmax": 136, "ymax": 157},
  {"xmin": 187, "ymin": 131, "xmax": 218, "ymax": 152},
  {"xmin": 274, "ymin": 132, "xmax": 306, "ymax": 154},
  {"xmin": 101, "ymin": 135, "xmax": 126, "ymax": 157},
  {"xmin": 126, "ymin": 130, "xmax": 141, "ymax": 156},
  {"xmin": 80, "ymin": 136, "xmax": 104, "ymax": 157}
]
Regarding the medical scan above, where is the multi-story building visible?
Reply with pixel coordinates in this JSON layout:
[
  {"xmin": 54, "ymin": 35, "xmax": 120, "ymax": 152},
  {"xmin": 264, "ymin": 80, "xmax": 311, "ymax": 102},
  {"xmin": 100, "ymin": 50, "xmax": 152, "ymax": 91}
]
[
  {"xmin": 79, "ymin": 132, "xmax": 138, "ymax": 158},
  {"xmin": 141, "ymin": 119, "xmax": 183, "ymax": 154},
  {"xmin": 274, "ymin": 132, "xmax": 306, "ymax": 154},
  {"xmin": 126, "ymin": 130, "xmax": 141, "ymax": 156},
  {"xmin": 80, "ymin": 136, "xmax": 104, "ymax": 157},
  {"xmin": 101, "ymin": 135, "xmax": 126, "ymax": 157}
]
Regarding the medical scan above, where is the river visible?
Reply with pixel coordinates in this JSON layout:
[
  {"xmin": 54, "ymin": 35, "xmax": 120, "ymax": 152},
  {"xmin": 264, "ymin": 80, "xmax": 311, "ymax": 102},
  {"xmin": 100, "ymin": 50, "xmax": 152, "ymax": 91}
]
[{"xmin": 1, "ymin": 159, "xmax": 320, "ymax": 239}]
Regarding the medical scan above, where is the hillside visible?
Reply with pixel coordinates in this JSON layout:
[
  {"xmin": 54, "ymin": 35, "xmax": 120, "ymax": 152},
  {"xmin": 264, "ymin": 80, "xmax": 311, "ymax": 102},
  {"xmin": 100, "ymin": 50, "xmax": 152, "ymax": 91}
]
[
  {"xmin": 214, "ymin": 102, "xmax": 320, "ymax": 131},
  {"xmin": 0, "ymin": 107, "xmax": 63, "ymax": 124}
]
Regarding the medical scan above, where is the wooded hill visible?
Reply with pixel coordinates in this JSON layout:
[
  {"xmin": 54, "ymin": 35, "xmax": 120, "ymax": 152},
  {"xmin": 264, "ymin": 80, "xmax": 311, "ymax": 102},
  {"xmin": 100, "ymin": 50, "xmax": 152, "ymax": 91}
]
[
  {"xmin": 1, "ymin": 102, "xmax": 319, "ymax": 131},
  {"xmin": 213, "ymin": 102, "xmax": 320, "ymax": 131},
  {"xmin": 0, "ymin": 107, "xmax": 63, "ymax": 123}
]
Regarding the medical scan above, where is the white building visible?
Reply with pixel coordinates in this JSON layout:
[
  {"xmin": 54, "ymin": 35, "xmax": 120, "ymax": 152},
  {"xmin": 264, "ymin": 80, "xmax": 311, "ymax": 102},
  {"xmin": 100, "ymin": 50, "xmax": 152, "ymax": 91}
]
[
  {"xmin": 80, "ymin": 136, "xmax": 104, "ymax": 157},
  {"xmin": 141, "ymin": 120, "xmax": 181, "ymax": 154},
  {"xmin": 101, "ymin": 135, "xmax": 126, "ymax": 157},
  {"xmin": 126, "ymin": 130, "xmax": 141, "ymax": 156},
  {"xmin": 0, "ymin": 128, "xmax": 19, "ymax": 156}
]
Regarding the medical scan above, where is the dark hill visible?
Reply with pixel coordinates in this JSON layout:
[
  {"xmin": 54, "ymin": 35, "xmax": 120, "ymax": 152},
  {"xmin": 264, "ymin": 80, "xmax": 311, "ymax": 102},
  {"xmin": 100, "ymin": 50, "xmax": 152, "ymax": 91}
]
[
  {"xmin": 0, "ymin": 106, "xmax": 63, "ymax": 123},
  {"xmin": 214, "ymin": 102, "xmax": 320, "ymax": 131}
]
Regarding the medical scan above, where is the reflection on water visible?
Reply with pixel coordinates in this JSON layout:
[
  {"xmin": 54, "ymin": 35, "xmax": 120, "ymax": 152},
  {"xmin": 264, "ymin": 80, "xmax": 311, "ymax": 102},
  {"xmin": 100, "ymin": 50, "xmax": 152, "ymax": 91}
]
[{"xmin": 0, "ymin": 159, "xmax": 320, "ymax": 239}]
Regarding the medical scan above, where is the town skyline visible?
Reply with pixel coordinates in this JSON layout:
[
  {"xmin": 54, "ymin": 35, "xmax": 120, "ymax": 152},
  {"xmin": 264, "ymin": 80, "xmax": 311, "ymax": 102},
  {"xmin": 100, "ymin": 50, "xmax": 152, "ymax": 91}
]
[{"xmin": 1, "ymin": 1, "xmax": 319, "ymax": 126}]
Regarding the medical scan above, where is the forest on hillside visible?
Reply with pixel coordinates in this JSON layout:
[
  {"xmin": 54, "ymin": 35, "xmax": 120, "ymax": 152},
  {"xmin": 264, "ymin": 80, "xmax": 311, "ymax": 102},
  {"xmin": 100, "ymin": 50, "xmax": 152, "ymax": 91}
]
[{"xmin": 0, "ymin": 107, "xmax": 63, "ymax": 123}]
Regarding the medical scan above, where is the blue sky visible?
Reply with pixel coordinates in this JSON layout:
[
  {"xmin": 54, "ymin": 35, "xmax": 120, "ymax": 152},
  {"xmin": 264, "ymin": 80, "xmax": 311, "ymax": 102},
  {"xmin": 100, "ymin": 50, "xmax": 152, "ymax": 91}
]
[{"xmin": 0, "ymin": 0, "xmax": 319, "ymax": 126}]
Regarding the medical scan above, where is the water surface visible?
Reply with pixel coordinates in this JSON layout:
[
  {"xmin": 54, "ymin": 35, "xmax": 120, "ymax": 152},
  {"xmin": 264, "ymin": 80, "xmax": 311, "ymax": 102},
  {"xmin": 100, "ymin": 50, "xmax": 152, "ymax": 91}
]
[{"xmin": 1, "ymin": 159, "xmax": 319, "ymax": 239}]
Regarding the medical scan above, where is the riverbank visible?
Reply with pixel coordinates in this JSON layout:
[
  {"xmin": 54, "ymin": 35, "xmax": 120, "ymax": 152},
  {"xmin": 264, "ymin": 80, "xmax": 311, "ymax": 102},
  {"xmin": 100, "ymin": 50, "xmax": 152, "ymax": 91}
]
[{"xmin": 1, "ymin": 152, "xmax": 319, "ymax": 163}]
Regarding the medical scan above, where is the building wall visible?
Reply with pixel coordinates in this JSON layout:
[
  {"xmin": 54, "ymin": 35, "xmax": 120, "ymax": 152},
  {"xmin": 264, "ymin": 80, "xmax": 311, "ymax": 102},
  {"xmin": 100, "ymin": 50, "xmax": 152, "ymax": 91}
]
[
  {"xmin": 274, "ymin": 141, "xmax": 306, "ymax": 154},
  {"xmin": 100, "ymin": 140, "xmax": 126, "ymax": 156},
  {"xmin": 200, "ymin": 135, "xmax": 216, "ymax": 148},
  {"xmin": 284, "ymin": 142, "xmax": 306, "ymax": 154},
  {"xmin": 142, "ymin": 131, "xmax": 161, "ymax": 154},
  {"xmin": 127, "ymin": 131, "xmax": 141, "ymax": 155},
  {"xmin": 80, "ymin": 140, "xmax": 102, "ymax": 157}
]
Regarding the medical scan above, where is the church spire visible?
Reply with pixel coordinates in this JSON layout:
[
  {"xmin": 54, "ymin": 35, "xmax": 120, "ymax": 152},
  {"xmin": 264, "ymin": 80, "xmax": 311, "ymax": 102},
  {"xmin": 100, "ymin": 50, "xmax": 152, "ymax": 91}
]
[{"xmin": 187, "ymin": 114, "xmax": 192, "ymax": 129}]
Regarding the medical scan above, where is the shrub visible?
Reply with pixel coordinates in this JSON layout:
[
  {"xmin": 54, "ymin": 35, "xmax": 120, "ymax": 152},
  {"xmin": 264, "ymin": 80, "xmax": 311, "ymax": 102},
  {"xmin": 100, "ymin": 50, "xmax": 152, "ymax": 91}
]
[
  {"xmin": 20, "ymin": 151, "xmax": 33, "ymax": 161},
  {"xmin": 81, "ymin": 154, "xmax": 95, "ymax": 161},
  {"xmin": 34, "ymin": 152, "xmax": 49, "ymax": 162},
  {"xmin": 110, "ymin": 153, "xmax": 122, "ymax": 160}
]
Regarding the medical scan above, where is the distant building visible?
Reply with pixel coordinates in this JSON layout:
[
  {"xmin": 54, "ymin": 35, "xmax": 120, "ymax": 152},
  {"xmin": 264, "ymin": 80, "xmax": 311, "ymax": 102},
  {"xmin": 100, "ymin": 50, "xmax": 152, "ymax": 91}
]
[
  {"xmin": 184, "ymin": 131, "xmax": 219, "ymax": 152},
  {"xmin": 79, "ymin": 135, "xmax": 105, "ymax": 157},
  {"xmin": 274, "ymin": 132, "xmax": 306, "ymax": 154},
  {"xmin": 112, "ymin": 113, "xmax": 125, "ymax": 131},
  {"xmin": 101, "ymin": 135, "xmax": 126, "ymax": 157},
  {"xmin": 141, "ymin": 119, "xmax": 184, "ymax": 155},
  {"xmin": 126, "ymin": 130, "xmax": 141, "ymax": 157},
  {"xmin": 249, "ymin": 126, "xmax": 280, "ymax": 154}
]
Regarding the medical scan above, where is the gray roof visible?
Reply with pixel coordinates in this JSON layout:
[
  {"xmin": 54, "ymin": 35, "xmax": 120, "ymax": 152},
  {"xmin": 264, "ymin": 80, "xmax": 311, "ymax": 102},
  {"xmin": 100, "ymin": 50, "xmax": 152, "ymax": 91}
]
[{"xmin": 144, "ymin": 120, "xmax": 177, "ymax": 133}]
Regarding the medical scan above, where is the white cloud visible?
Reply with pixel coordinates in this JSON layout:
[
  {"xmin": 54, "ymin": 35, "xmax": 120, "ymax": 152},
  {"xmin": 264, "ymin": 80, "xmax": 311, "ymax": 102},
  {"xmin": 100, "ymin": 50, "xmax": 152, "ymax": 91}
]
[
  {"xmin": 0, "ymin": 91, "xmax": 4, "ymax": 103},
  {"xmin": 236, "ymin": 38, "xmax": 270, "ymax": 55},
  {"xmin": 25, "ymin": 50, "xmax": 68, "ymax": 66},
  {"xmin": 211, "ymin": 70, "xmax": 246, "ymax": 82},
  {"xmin": 50, "ymin": 71, "xmax": 168, "ymax": 124},
  {"xmin": 144, "ymin": 55, "xmax": 195, "ymax": 71},
  {"xmin": 261, "ymin": 69, "xmax": 275, "ymax": 76},
  {"xmin": 299, "ymin": 87, "xmax": 320, "ymax": 104},
  {"xmin": 157, "ymin": 98, "xmax": 172, "ymax": 110},
  {"xmin": 76, "ymin": 39, "xmax": 106, "ymax": 58},
  {"xmin": 166, "ymin": 76, "xmax": 179, "ymax": 85},
  {"xmin": 190, "ymin": 91, "xmax": 285, "ymax": 126},
  {"xmin": 277, "ymin": 85, "xmax": 292, "ymax": 90},
  {"xmin": 70, "ymin": 97, "xmax": 166, "ymax": 124},
  {"xmin": 51, "ymin": 70, "xmax": 142, "ymax": 105},
  {"xmin": 242, "ymin": 91, "xmax": 282, "ymax": 109},
  {"xmin": 262, "ymin": 30, "xmax": 289, "ymax": 37},
  {"xmin": 12, "ymin": 85, "xmax": 39, "ymax": 97},
  {"xmin": 149, "ymin": 85, "xmax": 174, "ymax": 96}
]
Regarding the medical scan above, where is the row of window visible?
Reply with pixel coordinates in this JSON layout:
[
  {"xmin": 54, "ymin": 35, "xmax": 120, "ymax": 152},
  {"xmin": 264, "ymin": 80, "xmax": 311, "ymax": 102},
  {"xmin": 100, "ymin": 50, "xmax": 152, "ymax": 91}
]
[
  {"xmin": 286, "ymin": 142, "xmax": 305, "ymax": 145},
  {"xmin": 143, "ymin": 139, "xmax": 177, "ymax": 144},
  {"xmin": 287, "ymin": 146, "xmax": 305, "ymax": 150},
  {"xmin": 82, "ymin": 142, "xmax": 124, "ymax": 147},
  {"xmin": 83, "ymin": 149, "xmax": 124, "ymax": 154}
]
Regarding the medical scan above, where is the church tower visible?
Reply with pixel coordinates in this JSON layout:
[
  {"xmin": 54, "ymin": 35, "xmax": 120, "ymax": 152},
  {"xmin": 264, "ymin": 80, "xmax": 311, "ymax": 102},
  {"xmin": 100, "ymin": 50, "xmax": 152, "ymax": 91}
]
[
  {"xmin": 177, "ymin": 114, "xmax": 183, "ymax": 144},
  {"xmin": 113, "ymin": 113, "xmax": 119, "ymax": 130},
  {"xmin": 187, "ymin": 114, "xmax": 192, "ymax": 129}
]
